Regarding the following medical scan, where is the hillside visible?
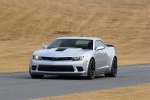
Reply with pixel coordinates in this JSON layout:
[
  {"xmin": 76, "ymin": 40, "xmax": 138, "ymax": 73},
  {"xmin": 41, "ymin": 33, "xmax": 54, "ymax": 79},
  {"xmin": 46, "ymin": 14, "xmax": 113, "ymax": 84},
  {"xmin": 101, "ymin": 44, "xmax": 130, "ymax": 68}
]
[{"xmin": 0, "ymin": 0, "xmax": 150, "ymax": 73}]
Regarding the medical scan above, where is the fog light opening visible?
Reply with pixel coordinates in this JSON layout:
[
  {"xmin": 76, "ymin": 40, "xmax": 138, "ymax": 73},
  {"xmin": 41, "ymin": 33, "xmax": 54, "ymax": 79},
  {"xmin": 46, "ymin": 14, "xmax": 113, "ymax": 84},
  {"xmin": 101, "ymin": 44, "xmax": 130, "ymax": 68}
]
[
  {"xmin": 76, "ymin": 67, "xmax": 83, "ymax": 72},
  {"xmin": 32, "ymin": 65, "xmax": 37, "ymax": 70}
]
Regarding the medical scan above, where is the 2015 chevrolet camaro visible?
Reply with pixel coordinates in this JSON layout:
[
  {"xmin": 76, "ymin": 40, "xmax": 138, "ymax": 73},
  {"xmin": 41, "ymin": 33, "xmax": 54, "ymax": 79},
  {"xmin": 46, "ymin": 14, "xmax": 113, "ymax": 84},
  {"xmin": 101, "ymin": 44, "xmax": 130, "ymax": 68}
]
[{"xmin": 29, "ymin": 37, "xmax": 117, "ymax": 79}]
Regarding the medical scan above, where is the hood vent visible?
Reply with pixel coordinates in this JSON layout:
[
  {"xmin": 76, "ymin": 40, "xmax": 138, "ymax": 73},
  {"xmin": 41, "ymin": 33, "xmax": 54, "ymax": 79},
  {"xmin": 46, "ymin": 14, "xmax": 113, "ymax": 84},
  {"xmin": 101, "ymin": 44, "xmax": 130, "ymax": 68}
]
[{"xmin": 56, "ymin": 48, "xmax": 67, "ymax": 51}]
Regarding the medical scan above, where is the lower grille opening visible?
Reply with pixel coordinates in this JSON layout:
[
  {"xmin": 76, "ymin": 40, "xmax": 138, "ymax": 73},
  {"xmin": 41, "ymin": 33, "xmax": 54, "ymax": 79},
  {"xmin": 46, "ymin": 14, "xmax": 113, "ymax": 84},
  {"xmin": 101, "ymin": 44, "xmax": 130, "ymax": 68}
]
[
  {"xmin": 32, "ymin": 65, "xmax": 37, "ymax": 70},
  {"xmin": 38, "ymin": 65, "xmax": 74, "ymax": 72},
  {"xmin": 77, "ymin": 67, "xmax": 83, "ymax": 71}
]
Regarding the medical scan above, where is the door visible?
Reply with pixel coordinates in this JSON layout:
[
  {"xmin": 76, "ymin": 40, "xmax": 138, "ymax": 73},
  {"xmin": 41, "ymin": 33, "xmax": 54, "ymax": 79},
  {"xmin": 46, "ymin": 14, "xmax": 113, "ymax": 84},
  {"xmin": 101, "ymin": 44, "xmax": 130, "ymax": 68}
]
[{"xmin": 94, "ymin": 40, "xmax": 108, "ymax": 73}]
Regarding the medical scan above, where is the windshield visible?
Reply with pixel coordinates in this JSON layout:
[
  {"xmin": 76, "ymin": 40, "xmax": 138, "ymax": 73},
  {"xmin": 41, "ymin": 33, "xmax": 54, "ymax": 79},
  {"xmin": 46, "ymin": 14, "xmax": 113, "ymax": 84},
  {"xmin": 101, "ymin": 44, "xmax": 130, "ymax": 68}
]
[{"xmin": 47, "ymin": 39, "xmax": 93, "ymax": 50}]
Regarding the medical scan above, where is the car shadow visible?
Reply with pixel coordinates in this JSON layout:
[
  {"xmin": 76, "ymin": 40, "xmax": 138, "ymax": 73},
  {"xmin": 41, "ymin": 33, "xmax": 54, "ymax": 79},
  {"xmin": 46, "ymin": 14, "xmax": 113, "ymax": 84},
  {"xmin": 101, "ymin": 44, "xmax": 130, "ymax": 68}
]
[
  {"xmin": 2, "ymin": 72, "xmax": 115, "ymax": 81},
  {"xmin": 42, "ymin": 75, "xmax": 105, "ymax": 80},
  {"xmin": 6, "ymin": 72, "xmax": 106, "ymax": 80}
]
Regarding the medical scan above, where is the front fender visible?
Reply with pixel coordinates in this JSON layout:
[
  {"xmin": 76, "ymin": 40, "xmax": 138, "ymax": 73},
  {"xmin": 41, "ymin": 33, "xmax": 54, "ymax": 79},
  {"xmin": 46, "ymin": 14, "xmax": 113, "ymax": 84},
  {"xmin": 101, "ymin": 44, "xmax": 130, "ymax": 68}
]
[{"xmin": 83, "ymin": 52, "xmax": 95, "ymax": 72}]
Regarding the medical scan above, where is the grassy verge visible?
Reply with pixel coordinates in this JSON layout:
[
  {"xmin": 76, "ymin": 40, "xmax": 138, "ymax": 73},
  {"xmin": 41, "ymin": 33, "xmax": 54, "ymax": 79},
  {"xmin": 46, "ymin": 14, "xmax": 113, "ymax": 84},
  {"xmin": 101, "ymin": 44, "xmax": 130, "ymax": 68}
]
[{"xmin": 36, "ymin": 84, "xmax": 150, "ymax": 100}]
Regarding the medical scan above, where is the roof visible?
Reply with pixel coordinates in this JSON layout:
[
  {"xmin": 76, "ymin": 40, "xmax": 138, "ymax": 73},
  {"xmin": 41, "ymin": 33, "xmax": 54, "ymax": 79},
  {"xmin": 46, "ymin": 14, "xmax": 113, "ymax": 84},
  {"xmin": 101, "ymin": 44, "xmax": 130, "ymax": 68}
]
[{"xmin": 56, "ymin": 36, "xmax": 101, "ymax": 40}]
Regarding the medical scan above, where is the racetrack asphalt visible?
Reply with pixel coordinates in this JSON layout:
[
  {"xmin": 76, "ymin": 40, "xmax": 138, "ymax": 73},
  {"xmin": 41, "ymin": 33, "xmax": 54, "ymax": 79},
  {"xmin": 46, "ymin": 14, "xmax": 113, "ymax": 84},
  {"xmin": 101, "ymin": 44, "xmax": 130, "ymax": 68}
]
[{"xmin": 0, "ymin": 65, "xmax": 150, "ymax": 100}]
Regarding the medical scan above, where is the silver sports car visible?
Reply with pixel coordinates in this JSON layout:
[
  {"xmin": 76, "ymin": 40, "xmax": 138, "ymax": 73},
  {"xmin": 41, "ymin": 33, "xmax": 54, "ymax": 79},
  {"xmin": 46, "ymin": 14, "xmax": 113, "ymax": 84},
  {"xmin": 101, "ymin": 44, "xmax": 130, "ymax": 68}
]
[{"xmin": 29, "ymin": 37, "xmax": 117, "ymax": 79}]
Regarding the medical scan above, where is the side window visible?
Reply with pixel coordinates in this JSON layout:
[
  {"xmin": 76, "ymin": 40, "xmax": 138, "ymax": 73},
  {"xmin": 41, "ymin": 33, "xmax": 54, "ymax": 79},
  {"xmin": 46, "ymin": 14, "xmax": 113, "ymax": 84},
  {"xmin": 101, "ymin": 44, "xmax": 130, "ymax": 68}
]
[
  {"xmin": 76, "ymin": 40, "xmax": 93, "ymax": 50},
  {"xmin": 95, "ymin": 40, "xmax": 105, "ymax": 49}
]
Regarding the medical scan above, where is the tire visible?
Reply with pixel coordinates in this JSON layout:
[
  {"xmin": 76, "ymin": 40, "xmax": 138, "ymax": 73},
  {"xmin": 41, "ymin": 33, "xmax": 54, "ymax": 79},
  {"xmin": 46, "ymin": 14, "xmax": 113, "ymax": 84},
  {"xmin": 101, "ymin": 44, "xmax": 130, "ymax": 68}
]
[
  {"xmin": 87, "ymin": 59, "xmax": 95, "ymax": 79},
  {"xmin": 105, "ymin": 58, "xmax": 117, "ymax": 77},
  {"xmin": 30, "ymin": 74, "xmax": 44, "ymax": 79}
]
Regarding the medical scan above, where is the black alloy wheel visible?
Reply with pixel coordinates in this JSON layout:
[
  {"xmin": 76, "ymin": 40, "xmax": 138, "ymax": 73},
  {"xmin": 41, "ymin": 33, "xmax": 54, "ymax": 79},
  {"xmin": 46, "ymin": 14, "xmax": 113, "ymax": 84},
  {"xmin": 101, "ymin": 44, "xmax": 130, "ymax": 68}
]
[
  {"xmin": 30, "ymin": 74, "xmax": 44, "ymax": 79},
  {"xmin": 105, "ymin": 58, "xmax": 117, "ymax": 77},
  {"xmin": 87, "ymin": 59, "xmax": 95, "ymax": 79}
]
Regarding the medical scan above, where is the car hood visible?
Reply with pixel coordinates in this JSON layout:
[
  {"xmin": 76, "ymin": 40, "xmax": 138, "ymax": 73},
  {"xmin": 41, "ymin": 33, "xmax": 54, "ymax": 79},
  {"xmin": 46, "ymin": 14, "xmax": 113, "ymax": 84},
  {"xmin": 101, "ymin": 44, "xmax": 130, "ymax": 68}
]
[{"xmin": 33, "ymin": 48, "xmax": 92, "ymax": 57}]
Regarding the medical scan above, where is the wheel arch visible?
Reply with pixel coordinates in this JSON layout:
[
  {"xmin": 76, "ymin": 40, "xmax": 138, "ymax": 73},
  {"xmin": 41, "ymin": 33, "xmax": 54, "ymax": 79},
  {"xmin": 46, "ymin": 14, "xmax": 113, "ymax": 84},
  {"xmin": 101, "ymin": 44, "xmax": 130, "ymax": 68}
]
[
  {"xmin": 85, "ymin": 57, "xmax": 95, "ymax": 75},
  {"xmin": 106, "ymin": 56, "xmax": 117, "ymax": 74},
  {"xmin": 114, "ymin": 56, "xmax": 117, "ymax": 62},
  {"xmin": 89, "ymin": 57, "xmax": 95, "ymax": 67},
  {"xmin": 105, "ymin": 56, "xmax": 118, "ymax": 77},
  {"xmin": 87, "ymin": 57, "xmax": 96, "ymax": 79},
  {"xmin": 91, "ymin": 57, "xmax": 95, "ymax": 60}
]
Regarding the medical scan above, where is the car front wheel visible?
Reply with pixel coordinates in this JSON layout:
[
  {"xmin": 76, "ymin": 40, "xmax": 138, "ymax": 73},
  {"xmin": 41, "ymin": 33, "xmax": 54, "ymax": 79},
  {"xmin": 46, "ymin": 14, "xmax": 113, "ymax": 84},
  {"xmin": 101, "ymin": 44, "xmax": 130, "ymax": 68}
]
[
  {"xmin": 30, "ymin": 74, "xmax": 44, "ymax": 79},
  {"xmin": 87, "ymin": 59, "xmax": 95, "ymax": 79}
]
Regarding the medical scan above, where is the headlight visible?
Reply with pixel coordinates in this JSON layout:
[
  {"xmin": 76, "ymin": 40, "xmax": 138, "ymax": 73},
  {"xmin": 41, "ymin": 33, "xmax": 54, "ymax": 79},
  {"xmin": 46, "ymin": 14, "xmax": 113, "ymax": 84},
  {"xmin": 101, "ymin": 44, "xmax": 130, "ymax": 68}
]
[
  {"xmin": 33, "ymin": 55, "xmax": 42, "ymax": 60},
  {"xmin": 72, "ymin": 56, "xmax": 84, "ymax": 61}
]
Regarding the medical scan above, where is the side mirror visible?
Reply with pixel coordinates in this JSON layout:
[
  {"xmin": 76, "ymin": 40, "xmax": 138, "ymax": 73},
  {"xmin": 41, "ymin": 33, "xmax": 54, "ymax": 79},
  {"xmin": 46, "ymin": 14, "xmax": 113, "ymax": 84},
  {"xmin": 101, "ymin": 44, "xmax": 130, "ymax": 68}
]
[
  {"xmin": 42, "ymin": 45, "xmax": 47, "ymax": 49},
  {"xmin": 96, "ymin": 46, "xmax": 104, "ymax": 51}
]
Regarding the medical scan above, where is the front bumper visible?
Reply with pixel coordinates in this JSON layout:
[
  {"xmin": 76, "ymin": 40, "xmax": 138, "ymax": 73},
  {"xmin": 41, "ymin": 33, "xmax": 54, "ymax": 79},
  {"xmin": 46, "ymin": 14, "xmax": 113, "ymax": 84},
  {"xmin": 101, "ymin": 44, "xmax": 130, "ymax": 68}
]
[{"xmin": 29, "ymin": 59, "xmax": 89, "ymax": 76}]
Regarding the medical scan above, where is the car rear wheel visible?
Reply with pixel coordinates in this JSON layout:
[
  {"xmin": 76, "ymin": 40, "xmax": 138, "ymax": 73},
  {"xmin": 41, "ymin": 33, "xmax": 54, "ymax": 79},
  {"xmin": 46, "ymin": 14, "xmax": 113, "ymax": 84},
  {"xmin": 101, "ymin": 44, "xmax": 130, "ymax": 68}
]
[
  {"xmin": 87, "ymin": 59, "xmax": 95, "ymax": 79},
  {"xmin": 30, "ymin": 74, "xmax": 44, "ymax": 79},
  {"xmin": 105, "ymin": 58, "xmax": 117, "ymax": 77}
]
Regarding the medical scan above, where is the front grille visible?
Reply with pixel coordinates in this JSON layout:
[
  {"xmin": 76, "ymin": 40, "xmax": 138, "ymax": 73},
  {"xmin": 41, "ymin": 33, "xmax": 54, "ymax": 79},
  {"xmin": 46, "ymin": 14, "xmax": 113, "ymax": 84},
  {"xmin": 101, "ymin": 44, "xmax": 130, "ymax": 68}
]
[
  {"xmin": 42, "ymin": 57, "xmax": 72, "ymax": 61},
  {"xmin": 38, "ymin": 65, "xmax": 74, "ymax": 72}
]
